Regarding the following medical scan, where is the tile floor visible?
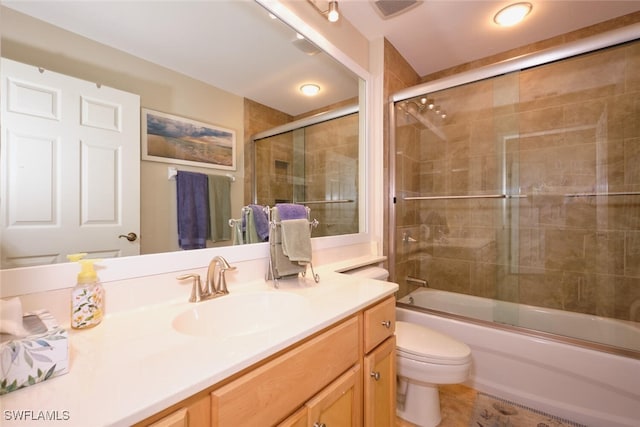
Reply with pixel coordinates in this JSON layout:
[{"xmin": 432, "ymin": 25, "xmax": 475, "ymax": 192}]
[{"xmin": 395, "ymin": 384, "xmax": 477, "ymax": 427}]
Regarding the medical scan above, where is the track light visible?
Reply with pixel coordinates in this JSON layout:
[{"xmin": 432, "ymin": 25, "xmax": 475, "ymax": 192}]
[
  {"xmin": 327, "ymin": 1, "xmax": 339, "ymax": 22},
  {"xmin": 308, "ymin": 0, "xmax": 340, "ymax": 23}
]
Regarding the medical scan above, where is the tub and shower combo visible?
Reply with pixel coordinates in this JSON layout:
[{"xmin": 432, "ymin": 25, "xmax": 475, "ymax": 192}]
[{"xmin": 389, "ymin": 24, "xmax": 640, "ymax": 427}]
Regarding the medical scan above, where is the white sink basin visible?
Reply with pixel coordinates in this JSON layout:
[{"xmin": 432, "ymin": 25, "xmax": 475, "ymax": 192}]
[{"xmin": 172, "ymin": 291, "xmax": 308, "ymax": 338}]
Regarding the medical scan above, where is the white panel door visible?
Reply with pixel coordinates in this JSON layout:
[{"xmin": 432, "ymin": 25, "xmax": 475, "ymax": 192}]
[{"xmin": 1, "ymin": 58, "xmax": 140, "ymax": 268}]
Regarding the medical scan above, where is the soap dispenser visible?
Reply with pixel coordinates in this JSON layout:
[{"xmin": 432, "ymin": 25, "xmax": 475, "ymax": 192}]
[{"xmin": 67, "ymin": 253, "xmax": 104, "ymax": 329}]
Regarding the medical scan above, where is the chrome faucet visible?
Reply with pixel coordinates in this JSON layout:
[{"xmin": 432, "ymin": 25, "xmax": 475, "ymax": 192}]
[{"xmin": 177, "ymin": 256, "xmax": 236, "ymax": 303}]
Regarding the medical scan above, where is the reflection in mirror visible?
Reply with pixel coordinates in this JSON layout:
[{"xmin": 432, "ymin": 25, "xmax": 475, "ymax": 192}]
[
  {"xmin": 252, "ymin": 106, "xmax": 359, "ymax": 239},
  {"xmin": 0, "ymin": 1, "xmax": 362, "ymax": 268}
]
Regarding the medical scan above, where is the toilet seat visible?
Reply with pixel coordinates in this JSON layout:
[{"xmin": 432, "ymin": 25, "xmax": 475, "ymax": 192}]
[{"xmin": 396, "ymin": 321, "xmax": 471, "ymax": 365}]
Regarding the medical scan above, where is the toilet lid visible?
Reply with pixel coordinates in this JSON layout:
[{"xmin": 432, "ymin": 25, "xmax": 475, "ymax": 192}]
[{"xmin": 396, "ymin": 321, "xmax": 471, "ymax": 364}]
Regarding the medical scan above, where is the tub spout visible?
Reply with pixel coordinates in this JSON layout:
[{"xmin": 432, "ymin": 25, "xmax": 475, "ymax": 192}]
[
  {"xmin": 406, "ymin": 276, "xmax": 429, "ymax": 288},
  {"xmin": 402, "ymin": 232, "xmax": 418, "ymax": 243}
]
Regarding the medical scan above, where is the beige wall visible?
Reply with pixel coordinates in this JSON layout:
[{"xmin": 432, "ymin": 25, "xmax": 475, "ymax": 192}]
[{"xmin": 1, "ymin": 6, "xmax": 245, "ymax": 255}]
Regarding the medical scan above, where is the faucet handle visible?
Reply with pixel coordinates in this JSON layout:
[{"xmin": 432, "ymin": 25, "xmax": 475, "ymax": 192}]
[{"xmin": 177, "ymin": 273, "xmax": 205, "ymax": 303}]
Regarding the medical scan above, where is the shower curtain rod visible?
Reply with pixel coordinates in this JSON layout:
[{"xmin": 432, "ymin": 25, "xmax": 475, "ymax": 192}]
[{"xmin": 404, "ymin": 192, "xmax": 640, "ymax": 201}]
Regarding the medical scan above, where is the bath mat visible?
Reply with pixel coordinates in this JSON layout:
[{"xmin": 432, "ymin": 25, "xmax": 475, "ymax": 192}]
[{"xmin": 469, "ymin": 392, "xmax": 587, "ymax": 427}]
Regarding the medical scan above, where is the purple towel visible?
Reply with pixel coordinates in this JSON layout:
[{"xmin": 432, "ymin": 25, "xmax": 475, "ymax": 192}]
[
  {"xmin": 250, "ymin": 204, "xmax": 270, "ymax": 241},
  {"xmin": 275, "ymin": 203, "xmax": 308, "ymax": 220},
  {"xmin": 176, "ymin": 171, "xmax": 209, "ymax": 250}
]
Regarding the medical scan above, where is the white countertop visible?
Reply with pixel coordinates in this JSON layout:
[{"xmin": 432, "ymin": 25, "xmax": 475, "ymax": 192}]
[{"xmin": 0, "ymin": 268, "xmax": 397, "ymax": 426}]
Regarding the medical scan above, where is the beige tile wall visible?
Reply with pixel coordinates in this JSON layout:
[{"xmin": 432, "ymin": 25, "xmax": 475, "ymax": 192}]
[
  {"xmin": 394, "ymin": 39, "xmax": 640, "ymax": 322},
  {"xmin": 252, "ymin": 112, "xmax": 359, "ymax": 237}
]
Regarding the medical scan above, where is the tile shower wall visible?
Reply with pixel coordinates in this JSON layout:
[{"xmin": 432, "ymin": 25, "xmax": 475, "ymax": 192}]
[
  {"xmin": 395, "ymin": 40, "xmax": 640, "ymax": 322},
  {"xmin": 304, "ymin": 114, "xmax": 359, "ymax": 236},
  {"xmin": 253, "ymin": 113, "xmax": 359, "ymax": 237}
]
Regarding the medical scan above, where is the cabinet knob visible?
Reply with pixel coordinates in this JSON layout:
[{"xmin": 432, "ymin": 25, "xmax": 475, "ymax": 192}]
[
  {"xmin": 370, "ymin": 371, "xmax": 381, "ymax": 381},
  {"xmin": 381, "ymin": 320, "xmax": 392, "ymax": 328},
  {"xmin": 313, "ymin": 423, "xmax": 326, "ymax": 427}
]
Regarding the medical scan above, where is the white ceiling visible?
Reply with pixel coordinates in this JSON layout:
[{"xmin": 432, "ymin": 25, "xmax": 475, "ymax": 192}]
[
  {"xmin": 3, "ymin": 1, "xmax": 639, "ymax": 116},
  {"xmin": 339, "ymin": 0, "xmax": 640, "ymax": 77},
  {"xmin": 1, "ymin": 0, "xmax": 360, "ymax": 117}
]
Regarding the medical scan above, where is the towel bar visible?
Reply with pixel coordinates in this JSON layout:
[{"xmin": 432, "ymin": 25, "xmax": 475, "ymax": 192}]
[
  {"xmin": 265, "ymin": 205, "xmax": 319, "ymax": 287},
  {"xmin": 168, "ymin": 166, "xmax": 235, "ymax": 182}
]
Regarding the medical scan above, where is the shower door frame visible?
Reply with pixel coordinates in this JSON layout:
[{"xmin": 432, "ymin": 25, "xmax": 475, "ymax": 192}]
[{"xmin": 388, "ymin": 23, "xmax": 640, "ymax": 284}]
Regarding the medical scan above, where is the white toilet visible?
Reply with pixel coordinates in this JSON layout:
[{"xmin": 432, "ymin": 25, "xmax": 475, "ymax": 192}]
[
  {"xmin": 395, "ymin": 320, "xmax": 471, "ymax": 427},
  {"xmin": 344, "ymin": 266, "xmax": 472, "ymax": 426}
]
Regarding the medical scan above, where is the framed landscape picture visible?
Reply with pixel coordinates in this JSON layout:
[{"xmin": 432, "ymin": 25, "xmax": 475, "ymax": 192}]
[{"xmin": 141, "ymin": 108, "xmax": 236, "ymax": 171}]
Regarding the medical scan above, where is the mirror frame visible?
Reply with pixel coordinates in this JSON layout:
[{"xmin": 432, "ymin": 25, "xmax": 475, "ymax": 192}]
[{"xmin": 0, "ymin": 0, "xmax": 378, "ymax": 298}]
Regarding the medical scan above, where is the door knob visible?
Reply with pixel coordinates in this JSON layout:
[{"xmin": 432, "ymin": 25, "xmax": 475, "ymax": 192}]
[{"xmin": 118, "ymin": 232, "xmax": 138, "ymax": 242}]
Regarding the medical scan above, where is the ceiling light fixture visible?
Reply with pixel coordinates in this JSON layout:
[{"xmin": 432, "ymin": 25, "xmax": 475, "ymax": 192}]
[
  {"xmin": 300, "ymin": 84, "xmax": 321, "ymax": 96},
  {"xmin": 327, "ymin": 1, "xmax": 340, "ymax": 22},
  {"xmin": 494, "ymin": 2, "xmax": 532, "ymax": 27},
  {"xmin": 307, "ymin": 0, "xmax": 340, "ymax": 23}
]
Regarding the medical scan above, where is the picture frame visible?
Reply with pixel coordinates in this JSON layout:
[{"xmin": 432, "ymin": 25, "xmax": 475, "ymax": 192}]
[{"xmin": 141, "ymin": 108, "xmax": 236, "ymax": 171}]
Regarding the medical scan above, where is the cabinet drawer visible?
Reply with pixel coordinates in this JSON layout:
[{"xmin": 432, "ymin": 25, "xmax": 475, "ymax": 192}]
[
  {"xmin": 363, "ymin": 297, "xmax": 395, "ymax": 353},
  {"xmin": 211, "ymin": 316, "xmax": 359, "ymax": 427}
]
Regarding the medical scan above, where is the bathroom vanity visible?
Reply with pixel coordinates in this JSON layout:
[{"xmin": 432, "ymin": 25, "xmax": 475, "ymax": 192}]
[
  {"xmin": 139, "ymin": 296, "xmax": 396, "ymax": 427},
  {"xmin": 0, "ymin": 265, "xmax": 397, "ymax": 427}
]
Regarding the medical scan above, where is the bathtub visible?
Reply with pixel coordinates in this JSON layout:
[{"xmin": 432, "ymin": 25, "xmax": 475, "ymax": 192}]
[{"xmin": 396, "ymin": 288, "xmax": 640, "ymax": 427}]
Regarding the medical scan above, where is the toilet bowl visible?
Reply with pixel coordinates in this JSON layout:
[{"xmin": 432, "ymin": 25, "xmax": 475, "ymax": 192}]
[
  {"xmin": 395, "ymin": 321, "xmax": 471, "ymax": 427},
  {"xmin": 342, "ymin": 266, "xmax": 471, "ymax": 426}
]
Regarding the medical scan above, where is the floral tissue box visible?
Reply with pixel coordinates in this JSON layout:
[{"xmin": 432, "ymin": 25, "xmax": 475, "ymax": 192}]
[{"xmin": 0, "ymin": 310, "xmax": 69, "ymax": 395}]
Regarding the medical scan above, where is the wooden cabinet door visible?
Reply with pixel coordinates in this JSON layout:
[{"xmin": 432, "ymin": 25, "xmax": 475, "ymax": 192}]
[
  {"xmin": 211, "ymin": 318, "xmax": 359, "ymax": 427},
  {"xmin": 306, "ymin": 364, "xmax": 362, "ymax": 427},
  {"xmin": 146, "ymin": 395, "xmax": 210, "ymax": 427},
  {"xmin": 278, "ymin": 407, "xmax": 308, "ymax": 427},
  {"xmin": 364, "ymin": 336, "xmax": 396, "ymax": 427}
]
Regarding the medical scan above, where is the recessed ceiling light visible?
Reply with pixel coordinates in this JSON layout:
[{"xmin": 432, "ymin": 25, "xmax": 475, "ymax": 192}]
[
  {"xmin": 494, "ymin": 2, "xmax": 532, "ymax": 27},
  {"xmin": 300, "ymin": 84, "xmax": 321, "ymax": 96}
]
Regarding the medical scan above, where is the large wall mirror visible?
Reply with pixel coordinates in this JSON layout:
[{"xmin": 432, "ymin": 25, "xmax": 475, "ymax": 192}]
[{"xmin": 0, "ymin": 1, "xmax": 364, "ymax": 270}]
